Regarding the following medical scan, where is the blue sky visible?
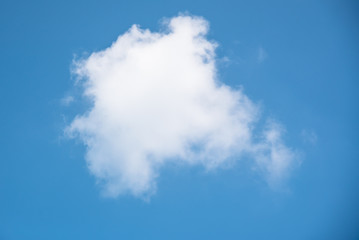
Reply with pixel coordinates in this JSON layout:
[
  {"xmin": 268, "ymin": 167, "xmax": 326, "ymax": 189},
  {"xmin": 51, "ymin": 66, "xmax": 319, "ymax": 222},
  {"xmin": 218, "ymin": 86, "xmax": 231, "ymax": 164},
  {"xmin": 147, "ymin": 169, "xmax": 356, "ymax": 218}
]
[{"xmin": 1, "ymin": 0, "xmax": 358, "ymax": 239}]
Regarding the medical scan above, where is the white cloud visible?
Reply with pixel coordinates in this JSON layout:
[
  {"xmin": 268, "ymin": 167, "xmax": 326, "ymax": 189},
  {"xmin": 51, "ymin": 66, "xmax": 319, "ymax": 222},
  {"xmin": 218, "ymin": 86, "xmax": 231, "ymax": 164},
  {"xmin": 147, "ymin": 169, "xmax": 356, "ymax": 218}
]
[
  {"xmin": 252, "ymin": 120, "xmax": 297, "ymax": 187},
  {"xmin": 66, "ymin": 14, "xmax": 297, "ymax": 198}
]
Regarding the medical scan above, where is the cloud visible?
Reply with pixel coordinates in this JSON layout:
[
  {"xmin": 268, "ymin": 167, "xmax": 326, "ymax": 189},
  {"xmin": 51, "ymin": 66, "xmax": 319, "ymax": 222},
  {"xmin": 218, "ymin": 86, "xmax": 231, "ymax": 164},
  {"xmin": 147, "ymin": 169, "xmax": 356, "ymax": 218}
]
[
  {"xmin": 257, "ymin": 46, "xmax": 267, "ymax": 63},
  {"xmin": 66, "ymin": 14, "xmax": 297, "ymax": 198},
  {"xmin": 252, "ymin": 120, "xmax": 298, "ymax": 187},
  {"xmin": 301, "ymin": 129, "xmax": 318, "ymax": 145},
  {"xmin": 61, "ymin": 95, "xmax": 74, "ymax": 106}
]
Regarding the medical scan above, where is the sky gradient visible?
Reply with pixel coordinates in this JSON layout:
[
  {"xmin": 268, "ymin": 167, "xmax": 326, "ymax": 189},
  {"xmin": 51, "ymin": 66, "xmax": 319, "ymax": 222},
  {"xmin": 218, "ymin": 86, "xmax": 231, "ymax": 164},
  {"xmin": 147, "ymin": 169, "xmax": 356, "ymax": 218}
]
[{"xmin": 0, "ymin": 0, "xmax": 358, "ymax": 239}]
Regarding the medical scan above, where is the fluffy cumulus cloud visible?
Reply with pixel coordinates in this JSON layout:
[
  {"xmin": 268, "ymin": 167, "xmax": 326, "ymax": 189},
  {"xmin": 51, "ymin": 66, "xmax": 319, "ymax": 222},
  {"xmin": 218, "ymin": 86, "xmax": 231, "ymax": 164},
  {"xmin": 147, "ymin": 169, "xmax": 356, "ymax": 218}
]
[{"xmin": 67, "ymin": 15, "xmax": 297, "ymax": 198}]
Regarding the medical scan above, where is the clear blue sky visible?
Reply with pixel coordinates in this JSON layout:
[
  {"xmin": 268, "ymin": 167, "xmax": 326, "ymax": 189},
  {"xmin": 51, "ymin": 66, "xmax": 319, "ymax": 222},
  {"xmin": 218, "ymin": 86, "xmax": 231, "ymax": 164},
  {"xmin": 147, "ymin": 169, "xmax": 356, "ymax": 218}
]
[{"xmin": 1, "ymin": 0, "xmax": 358, "ymax": 239}]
